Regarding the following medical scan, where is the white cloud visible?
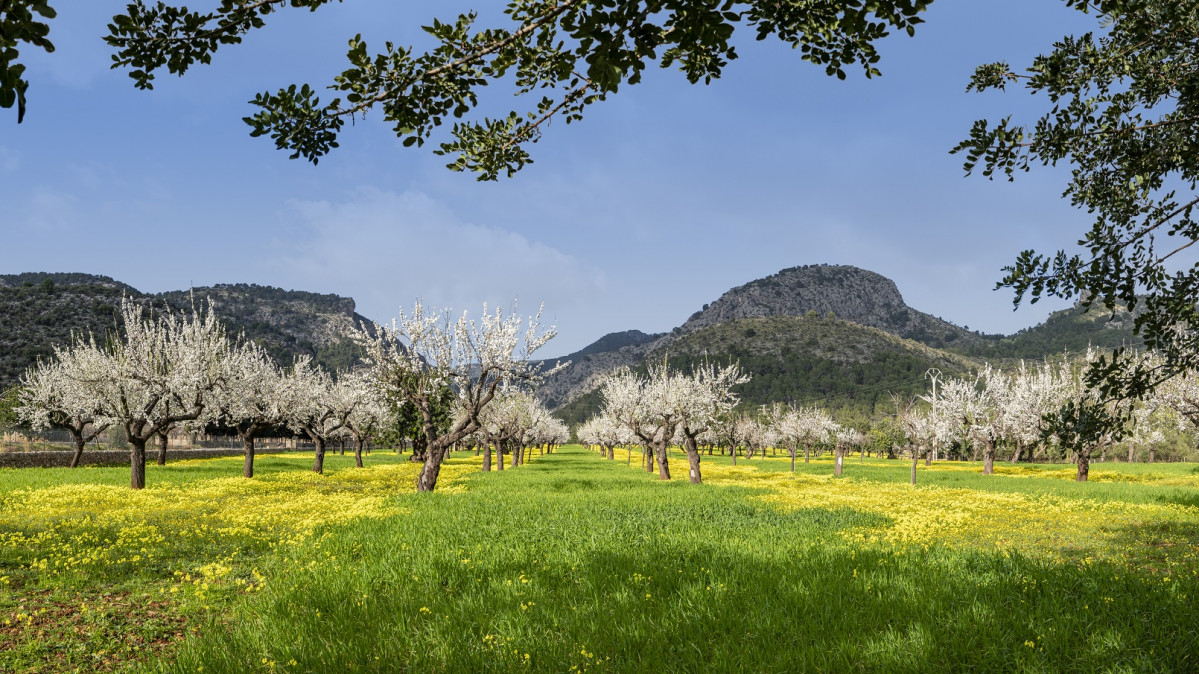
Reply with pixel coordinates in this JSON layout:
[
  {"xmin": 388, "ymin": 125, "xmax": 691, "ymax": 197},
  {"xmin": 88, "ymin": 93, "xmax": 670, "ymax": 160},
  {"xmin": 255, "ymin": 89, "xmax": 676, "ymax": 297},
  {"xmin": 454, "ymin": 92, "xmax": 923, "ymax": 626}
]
[{"xmin": 271, "ymin": 188, "xmax": 607, "ymax": 328}]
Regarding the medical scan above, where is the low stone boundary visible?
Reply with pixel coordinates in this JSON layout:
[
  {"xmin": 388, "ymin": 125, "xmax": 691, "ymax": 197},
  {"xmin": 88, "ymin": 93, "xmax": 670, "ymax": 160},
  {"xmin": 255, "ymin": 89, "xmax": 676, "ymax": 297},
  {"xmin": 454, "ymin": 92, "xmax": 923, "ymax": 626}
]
[{"xmin": 0, "ymin": 447, "xmax": 306, "ymax": 469}]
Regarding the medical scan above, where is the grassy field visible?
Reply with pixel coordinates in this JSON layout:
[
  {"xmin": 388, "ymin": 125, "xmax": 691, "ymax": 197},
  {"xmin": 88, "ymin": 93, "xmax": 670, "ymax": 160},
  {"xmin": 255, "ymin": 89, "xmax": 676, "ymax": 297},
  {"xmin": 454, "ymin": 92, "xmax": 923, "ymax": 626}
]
[{"xmin": 2, "ymin": 447, "xmax": 1198, "ymax": 672}]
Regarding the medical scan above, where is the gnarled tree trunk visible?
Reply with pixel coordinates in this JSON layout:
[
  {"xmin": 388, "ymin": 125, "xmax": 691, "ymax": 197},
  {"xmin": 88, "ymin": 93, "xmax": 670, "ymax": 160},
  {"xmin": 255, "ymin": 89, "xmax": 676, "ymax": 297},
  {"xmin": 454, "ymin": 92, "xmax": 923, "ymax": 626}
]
[
  {"xmin": 1076, "ymin": 447, "xmax": 1092, "ymax": 482},
  {"xmin": 417, "ymin": 446, "xmax": 445, "ymax": 492},
  {"xmin": 313, "ymin": 436, "xmax": 327, "ymax": 474},
  {"xmin": 70, "ymin": 434, "xmax": 86, "ymax": 469},
  {"xmin": 156, "ymin": 431, "xmax": 168, "ymax": 466}
]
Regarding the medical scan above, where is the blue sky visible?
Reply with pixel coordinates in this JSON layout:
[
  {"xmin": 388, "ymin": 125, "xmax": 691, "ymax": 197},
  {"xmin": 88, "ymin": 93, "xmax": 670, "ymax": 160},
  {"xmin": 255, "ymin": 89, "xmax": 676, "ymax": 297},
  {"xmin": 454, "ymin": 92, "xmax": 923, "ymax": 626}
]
[{"xmin": 3, "ymin": 1, "xmax": 1098, "ymax": 358}]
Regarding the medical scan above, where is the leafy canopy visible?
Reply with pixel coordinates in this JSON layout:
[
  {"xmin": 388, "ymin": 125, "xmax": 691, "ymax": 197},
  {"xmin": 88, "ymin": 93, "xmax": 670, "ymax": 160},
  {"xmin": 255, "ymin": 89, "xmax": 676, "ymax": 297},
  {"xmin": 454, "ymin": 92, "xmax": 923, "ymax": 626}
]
[
  {"xmin": 5, "ymin": 1, "xmax": 929, "ymax": 178},
  {"xmin": 953, "ymin": 0, "xmax": 1199, "ymax": 415}
]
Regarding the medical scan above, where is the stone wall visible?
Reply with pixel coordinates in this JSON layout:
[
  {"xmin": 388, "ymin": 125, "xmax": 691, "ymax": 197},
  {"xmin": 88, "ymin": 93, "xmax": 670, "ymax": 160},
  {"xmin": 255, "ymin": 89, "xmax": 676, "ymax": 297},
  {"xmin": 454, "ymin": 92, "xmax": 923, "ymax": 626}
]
[{"xmin": 0, "ymin": 447, "xmax": 305, "ymax": 469}]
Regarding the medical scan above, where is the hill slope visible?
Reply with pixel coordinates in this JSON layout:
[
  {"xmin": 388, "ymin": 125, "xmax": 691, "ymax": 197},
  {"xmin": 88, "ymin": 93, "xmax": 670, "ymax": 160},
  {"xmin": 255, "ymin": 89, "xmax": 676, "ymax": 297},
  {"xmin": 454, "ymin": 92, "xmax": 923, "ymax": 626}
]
[{"xmin": 0, "ymin": 274, "xmax": 369, "ymax": 388}]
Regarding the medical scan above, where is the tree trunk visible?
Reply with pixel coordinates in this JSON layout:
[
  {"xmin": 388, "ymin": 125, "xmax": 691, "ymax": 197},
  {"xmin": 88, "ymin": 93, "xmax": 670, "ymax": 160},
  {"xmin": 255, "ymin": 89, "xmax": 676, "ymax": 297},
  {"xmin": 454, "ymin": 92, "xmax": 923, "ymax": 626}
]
[
  {"xmin": 511, "ymin": 444, "xmax": 520, "ymax": 468},
  {"xmin": 497, "ymin": 443, "xmax": 506, "ymax": 470},
  {"xmin": 1010, "ymin": 442, "xmax": 1024, "ymax": 464},
  {"xmin": 682, "ymin": 435, "xmax": 702, "ymax": 484},
  {"xmin": 654, "ymin": 443, "xmax": 671, "ymax": 480},
  {"xmin": 70, "ymin": 435, "xmax": 85, "ymax": 469},
  {"xmin": 790, "ymin": 453, "xmax": 796, "ymax": 473},
  {"xmin": 834, "ymin": 445, "xmax": 844, "ymax": 477},
  {"xmin": 731, "ymin": 446, "xmax": 737, "ymax": 466},
  {"xmin": 925, "ymin": 452, "xmax": 931, "ymax": 467},
  {"xmin": 1149, "ymin": 447, "xmax": 1156, "ymax": 463},
  {"xmin": 417, "ymin": 447, "xmax": 445, "ymax": 492},
  {"xmin": 355, "ymin": 438, "xmax": 365, "ymax": 468},
  {"xmin": 482, "ymin": 443, "xmax": 492, "ymax": 471},
  {"xmin": 911, "ymin": 455, "xmax": 917, "ymax": 485},
  {"xmin": 1128, "ymin": 442, "xmax": 1135, "ymax": 462},
  {"xmin": 313, "ymin": 436, "xmax": 326, "ymax": 474},
  {"xmin": 243, "ymin": 434, "xmax": 256, "ymax": 478},
  {"xmin": 982, "ymin": 438, "xmax": 995, "ymax": 475},
  {"xmin": 1076, "ymin": 448, "xmax": 1091, "ymax": 482},
  {"xmin": 626, "ymin": 446, "xmax": 631, "ymax": 467},
  {"xmin": 607, "ymin": 444, "xmax": 614, "ymax": 460},
  {"xmin": 804, "ymin": 445, "xmax": 810, "ymax": 464},
  {"xmin": 156, "ymin": 431, "xmax": 168, "ymax": 466},
  {"xmin": 130, "ymin": 438, "xmax": 147, "ymax": 490}
]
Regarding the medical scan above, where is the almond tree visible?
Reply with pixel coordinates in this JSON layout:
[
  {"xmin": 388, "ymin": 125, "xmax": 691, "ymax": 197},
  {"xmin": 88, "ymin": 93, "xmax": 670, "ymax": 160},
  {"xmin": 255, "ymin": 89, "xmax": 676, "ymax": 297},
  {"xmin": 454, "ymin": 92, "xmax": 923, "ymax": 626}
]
[
  {"xmin": 354, "ymin": 301, "xmax": 561, "ymax": 492},
  {"xmin": 898, "ymin": 397, "xmax": 952, "ymax": 486},
  {"xmin": 675, "ymin": 362, "xmax": 747, "ymax": 484},
  {"xmin": 19, "ymin": 346, "xmax": 111, "ymax": 468},
  {"xmin": 62, "ymin": 298, "xmax": 233, "ymax": 489},
  {"xmin": 1002, "ymin": 361, "xmax": 1063, "ymax": 464},
  {"xmin": 936, "ymin": 372, "xmax": 1004, "ymax": 474},
  {"xmin": 578, "ymin": 416, "xmax": 611, "ymax": 458},
  {"xmin": 798, "ymin": 407, "xmax": 838, "ymax": 466},
  {"xmin": 771, "ymin": 404, "xmax": 834, "ymax": 472},
  {"xmin": 736, "ymin": 415, "xmax": 776, "ymax": 462},
  {"xmin": 341, "ymin": 371, "xmax": 388, "ymax": 468},
  {"xmin": 479, "ymin": 388, "xmax": 539, "ymax": 470},
  {"xmin": 832, "ymin": 426, "xmax": 860, "ymax": 477},
  {"xmin": 287, "ymin": 359, "xmax": 354, "ymax": 475},
  {"xmin": 216, "ymin": 341, "xmax": 289, "ymax": 478},
  {"xmin": 601, "ymin": 364, "xmax": 681, "ymax": 480}
]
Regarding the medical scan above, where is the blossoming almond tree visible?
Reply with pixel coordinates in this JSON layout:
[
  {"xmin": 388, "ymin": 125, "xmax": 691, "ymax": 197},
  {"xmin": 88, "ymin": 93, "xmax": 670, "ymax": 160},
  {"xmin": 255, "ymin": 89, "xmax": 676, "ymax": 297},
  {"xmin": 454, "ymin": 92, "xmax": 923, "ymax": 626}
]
[
  {"xmin": 18, "ymin": 342, "xmax": 112, "ymax": 468},
  {"xmin": 936, "ymin": 373, "xmax": 1003, "ymax": 474},
  {"xmin": 675, "ymin": 362, "xmax": 747, "ymax": 484},
  {"xmin": 216, "ymin": 340, "xmax": 290, "ymax": 478},
  {"xmin": 354, "ymin": 301, "xmax": 562, "ymax": 492},
  {"xmin": 64, "ymin": 298, "xmax": 233, "ymax": 489},
  {"xmin": 601, "ymin": 366, "xmax": 673, "ymax": 477},
  {"xmin": 342, "ymin": 373, "xmax": 389, "ymax": 469},
  {"xmin": 286, "ymin": 358, "xmax": 363, "ymax": 475},
  {"xmin": 832, "ymin": 426, "xmax": 860, "ymax": 477}
]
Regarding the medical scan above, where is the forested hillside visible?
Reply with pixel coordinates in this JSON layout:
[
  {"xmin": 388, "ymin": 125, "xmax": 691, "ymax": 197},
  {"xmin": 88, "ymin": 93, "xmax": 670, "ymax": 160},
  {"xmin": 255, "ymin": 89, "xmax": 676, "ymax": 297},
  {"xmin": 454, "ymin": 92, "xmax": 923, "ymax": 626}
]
[{"xmin": 0, "ymin": 274, "xmax": 368, "ymax": 388}]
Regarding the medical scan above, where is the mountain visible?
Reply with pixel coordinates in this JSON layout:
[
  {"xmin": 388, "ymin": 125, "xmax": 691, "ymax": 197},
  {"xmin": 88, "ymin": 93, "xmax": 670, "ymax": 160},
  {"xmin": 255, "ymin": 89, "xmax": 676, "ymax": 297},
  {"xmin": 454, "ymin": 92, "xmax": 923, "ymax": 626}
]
[
  {"xmin": 0, "ymin": 274, "xmax": 370, "ymax": 389},
  {"xmin": 551, "ymin": 315, "xmax": 981, "ymax": 427},
  {"xmin": 679, "ymin": 265, "xmax": 991, "ymax": 349},
  {"xmin": 1, "ymin": 268, "xmax": 1145, "ymax": 425},
  {"xmin": 544, "ymin": 264, "xmax": 1140, "ymax": 424}
]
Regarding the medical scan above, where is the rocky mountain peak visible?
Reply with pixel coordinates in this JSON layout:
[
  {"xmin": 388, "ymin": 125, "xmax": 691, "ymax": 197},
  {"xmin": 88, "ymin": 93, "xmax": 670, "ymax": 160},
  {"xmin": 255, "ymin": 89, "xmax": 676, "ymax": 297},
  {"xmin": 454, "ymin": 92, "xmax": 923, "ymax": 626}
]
[{"xmin": 679, "ymin": 264, "xmax": 975, "ymax": 347}]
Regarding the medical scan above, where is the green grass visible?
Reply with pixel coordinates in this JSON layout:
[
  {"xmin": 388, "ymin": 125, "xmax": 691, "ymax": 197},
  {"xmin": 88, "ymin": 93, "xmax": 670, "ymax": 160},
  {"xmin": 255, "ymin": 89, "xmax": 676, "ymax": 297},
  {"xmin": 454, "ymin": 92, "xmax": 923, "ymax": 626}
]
[
  {"xmin": 3, "ymin": 446, "xmax": 1197, "ymax": 672},
  {"xmin": 161, "ymin": 447, "xmax": 1198, "ymax": 673}
]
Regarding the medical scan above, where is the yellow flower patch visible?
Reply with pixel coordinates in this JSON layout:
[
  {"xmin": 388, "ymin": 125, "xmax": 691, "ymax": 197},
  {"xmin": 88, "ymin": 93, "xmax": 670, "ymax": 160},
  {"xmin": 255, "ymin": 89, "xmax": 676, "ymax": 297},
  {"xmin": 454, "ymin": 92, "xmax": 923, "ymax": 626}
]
[
  {"xmin": 698, "ymin": 463, "xmax": 1199, "ymax": 574},
  {"xmin": 0, "ymin": 458, "xmax": 475, "ymax": 583}
]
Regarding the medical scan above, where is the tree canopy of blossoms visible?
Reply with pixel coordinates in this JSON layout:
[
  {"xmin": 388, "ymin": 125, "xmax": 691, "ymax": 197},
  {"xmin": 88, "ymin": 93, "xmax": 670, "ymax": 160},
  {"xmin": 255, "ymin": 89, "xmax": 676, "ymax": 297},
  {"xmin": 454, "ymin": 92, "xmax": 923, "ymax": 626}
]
[{"xmin": 354, "ymin": 300, "xmax": 562, "ymax": 492}]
